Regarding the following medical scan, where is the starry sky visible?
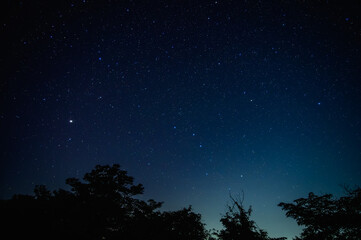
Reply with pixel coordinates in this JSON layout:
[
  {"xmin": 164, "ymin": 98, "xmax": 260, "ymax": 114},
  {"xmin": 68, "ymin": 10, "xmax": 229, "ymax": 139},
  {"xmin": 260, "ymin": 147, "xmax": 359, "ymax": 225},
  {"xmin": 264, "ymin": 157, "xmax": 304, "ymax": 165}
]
[{"xmin": 1, "ymin": 1, "xmax": 361, "ymax": 239}]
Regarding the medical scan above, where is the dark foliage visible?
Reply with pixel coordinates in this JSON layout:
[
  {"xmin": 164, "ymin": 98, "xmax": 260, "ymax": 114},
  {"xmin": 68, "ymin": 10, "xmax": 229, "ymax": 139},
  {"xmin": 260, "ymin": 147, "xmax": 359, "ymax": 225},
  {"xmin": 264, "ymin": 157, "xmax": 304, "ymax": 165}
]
[
  {"xmin": 278, "ymin": 186, "xmax": 361, "ymax": 240},
  {"xmin": 3, "ymin": 163, "xmax": 359, "ymax": 240},
  {"xmin": 1, "ymin": 164, "xmax": 207, "ymax": 240},
  {"xmin": 217, "ymin": 195, "xmax": 286, "ymax": 240}
]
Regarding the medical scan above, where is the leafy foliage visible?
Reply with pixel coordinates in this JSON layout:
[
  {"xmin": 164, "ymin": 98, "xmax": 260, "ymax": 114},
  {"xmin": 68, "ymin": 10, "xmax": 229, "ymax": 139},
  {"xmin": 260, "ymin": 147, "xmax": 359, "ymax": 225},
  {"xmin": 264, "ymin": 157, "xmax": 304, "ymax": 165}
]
[
  {"xmin": 218, "ymin": 195, "xmax": 286, "ymax": 240},
  {"xmin": 1, "ymin": 164, "xmax": 207, "ymax": 240},
  {"xmin": 278, "ymin": 186, "xmax": 361, "ymax": 240},
  {"xmin": 5, "ymin": 163, "xmax": 359, "ymax": 240},
  {"xmin": 160, "ymin": 206, "xmax": 207, "ymax": 240}
]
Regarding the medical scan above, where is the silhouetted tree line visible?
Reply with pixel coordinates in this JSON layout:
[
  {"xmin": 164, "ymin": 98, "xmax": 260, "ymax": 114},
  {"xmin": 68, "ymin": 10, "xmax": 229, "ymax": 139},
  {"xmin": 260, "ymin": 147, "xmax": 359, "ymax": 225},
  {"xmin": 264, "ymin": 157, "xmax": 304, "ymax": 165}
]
[{"xmin": 1, "ymin": 164, "xmax": 360, "ymax": 240}]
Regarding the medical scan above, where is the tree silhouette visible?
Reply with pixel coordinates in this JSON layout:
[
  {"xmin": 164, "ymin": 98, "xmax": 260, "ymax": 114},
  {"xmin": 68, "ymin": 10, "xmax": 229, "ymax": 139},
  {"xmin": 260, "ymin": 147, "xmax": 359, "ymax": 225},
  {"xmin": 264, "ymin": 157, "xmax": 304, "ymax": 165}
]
[
  {"xmin": 160, "ymin": 206, "xmax": 207, "ymax": 240},
  {"xmin": 1, "ymin": 164, "xmax": 208, "ymax": 240},
  {"xmin": 66, "ymin": 164, "xmax": 144, "ymax": 201},
  {"xmin": 218, "ymin": 195, "xmax": 286, "ymax": 240},
  {"xmin": 278, "ymin": 186, "xmax": 361, "ymax": 240}
]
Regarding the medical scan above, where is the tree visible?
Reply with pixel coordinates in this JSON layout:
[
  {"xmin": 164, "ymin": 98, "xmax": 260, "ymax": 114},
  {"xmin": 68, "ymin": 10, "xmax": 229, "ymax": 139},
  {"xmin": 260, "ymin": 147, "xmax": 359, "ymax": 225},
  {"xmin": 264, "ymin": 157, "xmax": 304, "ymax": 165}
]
[
  {"xmin": 65, "ymin": 164, "xmax": 144, "ymax": 202},
  {"xmin": 1, "ymin": 164, "xmax": 209, "ymax": 240},
  {"xmin": 1, "ymin": 164, "xmax": 161, "ymax": 239},
  {"xmin": 278, "ymin": 186, "xmax": 361, "ymax": 240},
  {"xmin": 160, "ymin": 206, "xmax": 207, "ymax": 240},
  {"xmin": 218, "ymin": 194, "xmax": 286, "ymax": 240},
  {"xmin": 61, "ymin": 164, "xmax": 155, "ymax": 239}
]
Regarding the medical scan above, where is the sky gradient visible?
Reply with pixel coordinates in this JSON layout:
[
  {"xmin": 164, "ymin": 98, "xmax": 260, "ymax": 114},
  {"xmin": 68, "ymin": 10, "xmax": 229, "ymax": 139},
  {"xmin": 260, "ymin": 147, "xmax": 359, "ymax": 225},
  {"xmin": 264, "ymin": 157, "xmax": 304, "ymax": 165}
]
[{"xmin": 1, "ymin": 1, "xmax": 361, "ymax": 239}]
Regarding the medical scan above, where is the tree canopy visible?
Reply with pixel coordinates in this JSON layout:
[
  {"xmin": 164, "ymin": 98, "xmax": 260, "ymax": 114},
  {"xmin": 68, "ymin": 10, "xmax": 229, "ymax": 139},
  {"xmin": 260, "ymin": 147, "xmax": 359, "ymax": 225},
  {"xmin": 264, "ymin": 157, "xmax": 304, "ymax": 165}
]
[
  {"xmin": 278, "ymin": 186, "xmax": 361, "ymax": 240},
  {"xmin": 218, "ymin": 195, "xmax": 286, "ymax": 240},
  {"xmin": 1, "ymin": 164, "xmax": 207, "ymax": 240},
  {"xmin": 2, "ymin": 163, "xmax": 359, "ymax": 240}
]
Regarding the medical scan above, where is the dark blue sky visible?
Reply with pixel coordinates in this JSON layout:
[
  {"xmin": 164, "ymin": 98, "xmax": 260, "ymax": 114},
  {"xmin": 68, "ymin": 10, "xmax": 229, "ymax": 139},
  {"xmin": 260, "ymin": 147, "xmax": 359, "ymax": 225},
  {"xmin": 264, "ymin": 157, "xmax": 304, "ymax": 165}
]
[{"xmin": 1, "ymin": 1, "xmax": 361, "ymax": 239}]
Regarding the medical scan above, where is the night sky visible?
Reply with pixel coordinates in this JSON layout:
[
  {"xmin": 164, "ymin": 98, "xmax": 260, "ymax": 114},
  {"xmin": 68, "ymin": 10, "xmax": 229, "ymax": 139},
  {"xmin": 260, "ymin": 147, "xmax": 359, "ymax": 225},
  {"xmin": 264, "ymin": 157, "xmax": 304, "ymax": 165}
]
[{"xmin": 1, "ymin": 1, "xmax": 361, "ymax": 239}]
